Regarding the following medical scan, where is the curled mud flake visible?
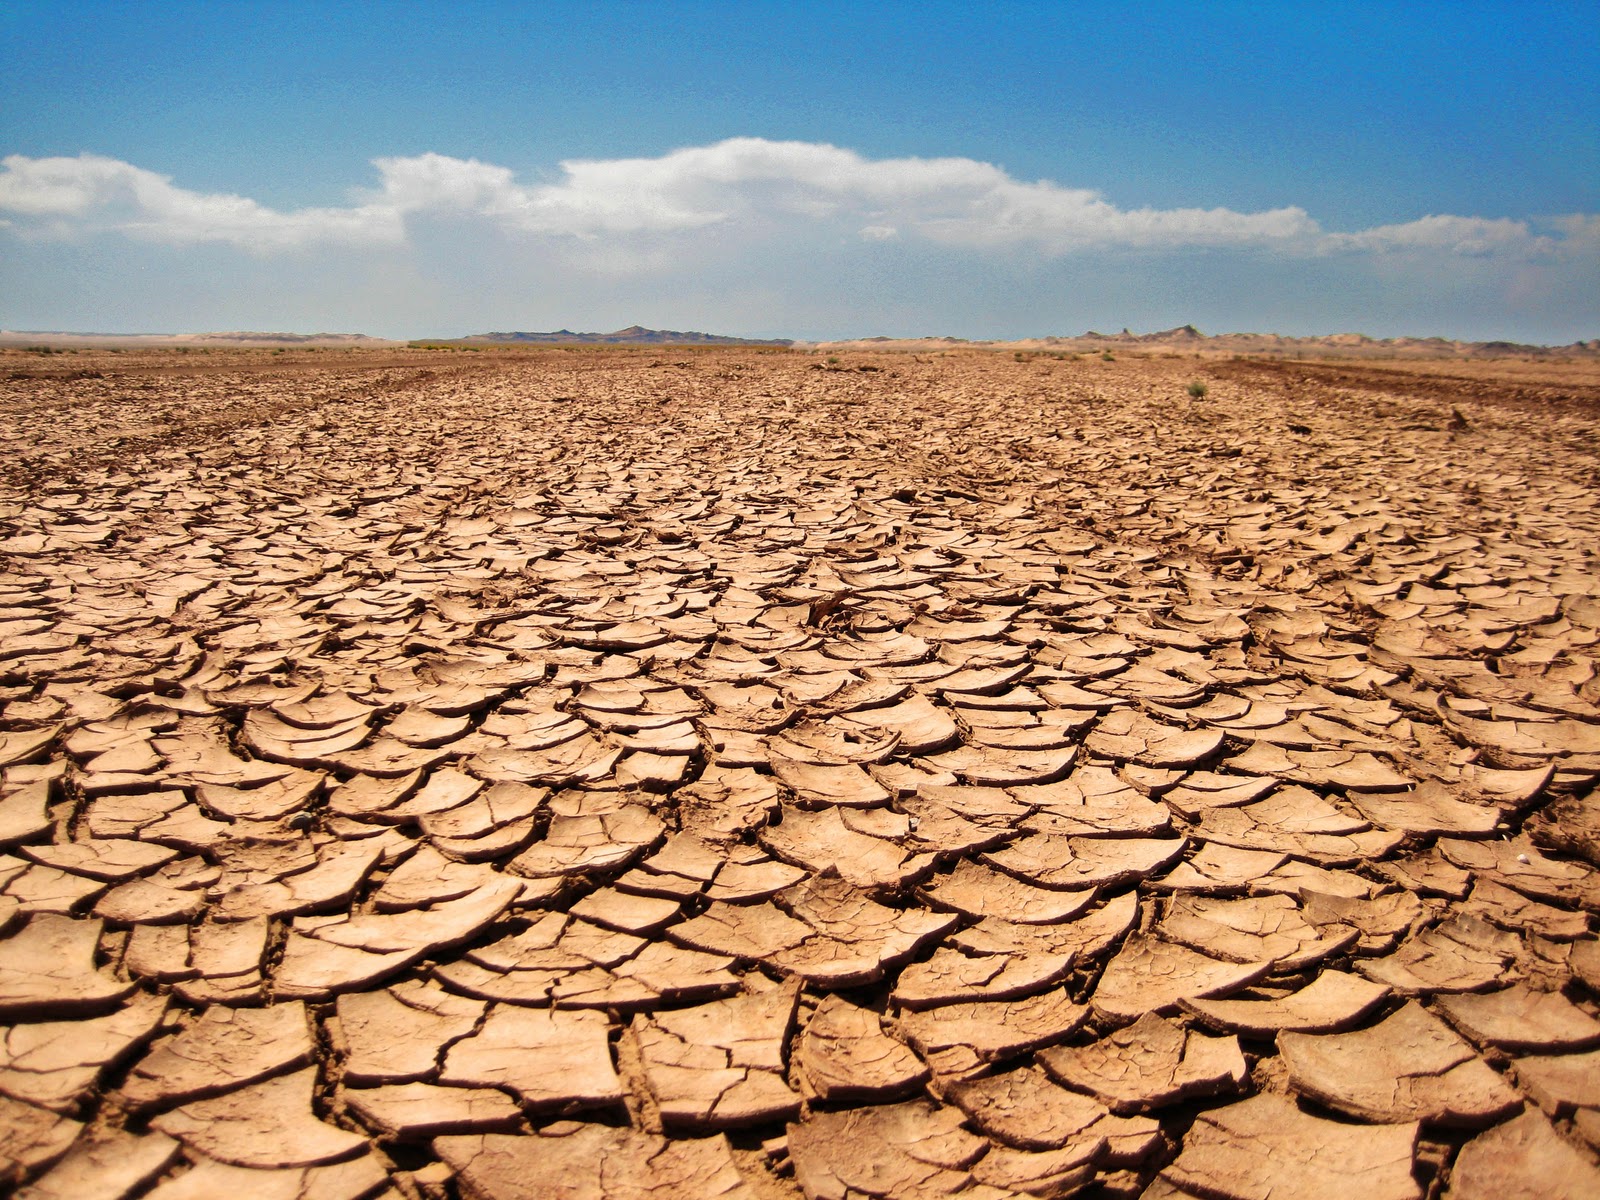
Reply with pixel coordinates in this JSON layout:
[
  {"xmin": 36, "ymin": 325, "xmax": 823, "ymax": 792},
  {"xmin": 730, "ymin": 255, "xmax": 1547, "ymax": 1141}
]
[
  {"xmin": 897, "ymin": 990, "xmax": 1090, "ymax": 1081},
  {"xmin": 440, "ymin": 1006, "xmax": 623, "ymax": 1114},
  {"xmin": 374, "ymin": 766, "xmax": 485, "ymax": 823},
  {"xmin": 946, "ymin": 1064, "xmax": 1111, "ymax": 1151},
  {"xmin": 1150, "ymin": 842, "xmax": 1289, "ymax": 894},
  {"xmin": 1190, "ymin": 786, "xmax": 1402, "ymax": 864},
  {"xmin": 1348, "ymin": 782, "xmax": 1506, "ymax": 836},
  {"xmin": 1039, "ymin": 1012, "xmax": 1247, "ymax": 1114},
  {"xmin": 760, "ymin": 807, "xmax": 937, "ymax": 891},
  {"xmin": 275, "ymin": 876, "xmax": 520, "ymax": 999},
  {"xmin": 0, "ymin": 781, "xmax": 54, "ymax": 847},
  {"xmin": 984, "ymin": 833, "xmax": 1187, "ymax": 891},
  {"xmin": 1181, "ymin": 970, "xmax": 1391, "ymax": 1035},
  {"xmin": 1512, "ymin": 1047, "xmax": 1600, "ymax": 1117},
  {"xmin": 1161, "ymin": 771, "xmax": 1277, "ymax": 819},
  {"xmin": 0, "ymin": 992, "xmax": 168, "ymax": 1110},
  {"xmin": 418, "ymin": 779, "xmax": 546, "ymax": 840},
  {"xmin": 1013, "ymin": 766, "xmax": 1173, "ymax": 837},
  {"xmin": 139, "ymin": 1154, "xmax": 391, "ymax": 1200},
  {"xmin": 336, "ymin": 981, "xmax": 485, "ymax": 1085},
  {"xmin": 570, "ymin": 887, "xmax": 683, "ymax": 934},
  {"xmin": 920, "ymin": 741, "xmax": 1077, "ymax": 787},
  {"xmin": 1440, "ymin": 835, "xmax": 1600, "ymax": 910},
  {"xmin": 671, "ymin": 765, "xmax": 783, "ymax": 842},
  {"xmin": 508, "ymin": 805, "xmax": 664, "ymax": 879},
  {"xmin": 1159, "ymin": 893, "xmax": 1359, "ymax": 971},
  {"xmin": 1280, "ymin": 1001, "xmax": 1522, "ymax": 1126},
  {"xmin": 969, "ymin": 1140, "xmax": 1103, "ymax": 1195},
  {"xmin": 120, "ymin": 1001, "xmax": 312, "ymax": 1111},
  {"xmin": 13, "ymin": 1130, "xmax": 179, "ymax": 1200},
  {"xmin": 1436, "ymin": 986, "xmax": 1600, "ymax": 1053},
  {"xmin": 634, "ymin": 984, "xmax": 802, "ymax": 1132},
  {"xmin": 0, "ymin": 729, "xmax": 60, "ymax": 772},
  {"xmin": 150, "ymin": 1067, "xmax": 369, "ymax": 1168},
  {"xmin": 1162, "ymin": 1092, "xmax": 1421, "ymax": 1200},
  {"xmin": 0, "ymin": 1094, "xmax": 83, "ymax": 1182},
  {"xmin": 769, "ymin": 756, "xmax": 894, "ymax": 807},
  {"xmin": 19, "ymin": 838, "xmax": 177, "ymax": 882},
  {"xmin": 768, "ymin": 871, "xmax": 958, "ymax": 989},
  {"xmin": 93, "ymin": 876, "xmax": 207, "ymax": 925},
  {"xmin": 436, "ymin": 1125, "xmax": 757, "ymax": 1200},
  {"xmin": 174, "ymin": 916, "xmax": 269, "ymax": 1006},
  {"xmin": 919, "ymin": 859, "xmax": 1097, "ymax": 925},
  {"xmin": 1527, "ymin": 791, "xmax": 1600, "ymax": 869},
  {"xmin": 894, "ymin": 923, "xmax": 1079, "ymax": 1011},
  {"xmin": 1463, "ymin": 878, "xmax": 1591, "ymax": 940},
  {"xmin": 1090, "ymin": 933, "xmax": 1275, "ymax": 1022},
  {"xmin": 211, "ymin": 841, "xmax": 383, "ymax": 923},
  {"xmin": 669, "ymin": 901, "xmax": 813, "ymax": 961},
  {"xmin": 1084, "ymin": 711, "xmax": 1226, "ymax": 768},
  {"xmin": 370, "ymin": 844, "xmax": 496, "ymax": 911},
  {"xmin": 787, "ymin": 1100, "xmax": 989, "ymax": 1200},
  {"xmin": 194, "ymin": 769, "xmax": 323, "ymax": 822},
  {"xmin": 794, "ymin": 993, "xmax": 928, "ymax": 1103},
  {"xmin": 1357, "ymin": 915, "xmax": 1518, "ymax": 995},
  {"xmin": 344, "ymin": 1081, "xmax": 522, "ymax": 1139},
  {"xmin": 835, "ymin": 694, "xmax": 960, "ymax": 755},
  {"xmin": 1446, "ymin": 1108, "xmax": 1600, "ymax": 1200},
  {"xmin": 768, "ymin": 719, "xmax": 902, "ymax": 766},
  {"xmin": 0, "ymin": 914, "xmax": 133, "ymax": 1019},
  {"xmin": 1299, "ymin": 889, "xmax": 1424, "ymax": 955},
  {"xmin": 1572, "ymin": 938, "xmax": 1600, "ymax": 993},
  {"xmin": 0, "ymin": 857, "xmax": 108, "ymax": 915}
]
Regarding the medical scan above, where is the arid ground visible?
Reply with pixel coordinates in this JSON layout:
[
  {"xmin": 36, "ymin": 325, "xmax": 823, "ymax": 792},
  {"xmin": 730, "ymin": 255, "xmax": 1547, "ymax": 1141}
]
[{"xmin": 2, "ymin": 346, "xmax": 1600, "ymax": 1199}]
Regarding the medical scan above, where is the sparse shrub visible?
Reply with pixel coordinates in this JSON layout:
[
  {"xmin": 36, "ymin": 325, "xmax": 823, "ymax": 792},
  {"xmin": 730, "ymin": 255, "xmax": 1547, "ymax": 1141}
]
[
  {"xmin": 1101, "ymin": 352, "xmax": 1115, "ymax": 362},
  {"xmin": 1187, "ymin": 380, "xmax": 1208, "ymax": 399},
  {"xmin": 826, "ymin": 356, "xmax": 839, "ymax": 365}
]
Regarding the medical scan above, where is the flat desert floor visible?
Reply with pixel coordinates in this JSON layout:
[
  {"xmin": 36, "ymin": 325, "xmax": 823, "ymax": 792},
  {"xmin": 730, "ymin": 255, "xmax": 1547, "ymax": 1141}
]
[{"xmin": 2, "ymin": 347, "xmax": 1600, "ymax": 1199}]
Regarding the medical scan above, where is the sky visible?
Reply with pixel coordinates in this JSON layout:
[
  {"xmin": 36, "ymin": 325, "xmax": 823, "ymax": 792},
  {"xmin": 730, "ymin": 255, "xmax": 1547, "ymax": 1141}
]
[{"xmin": 1, "ymin": 1, "xmax": 1596, "ymax": 342}]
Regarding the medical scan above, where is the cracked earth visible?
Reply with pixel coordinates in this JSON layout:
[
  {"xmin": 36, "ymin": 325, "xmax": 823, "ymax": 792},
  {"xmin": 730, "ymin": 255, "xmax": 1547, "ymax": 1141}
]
[{"xmin": 2, "ymin": 345, "xmax": 1599, "ymax": 1199}]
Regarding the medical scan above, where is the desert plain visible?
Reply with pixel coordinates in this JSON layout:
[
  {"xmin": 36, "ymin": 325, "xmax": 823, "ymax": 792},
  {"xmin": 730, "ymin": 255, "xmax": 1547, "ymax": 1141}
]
[{"xmin": 2, "ymin": 343, "xmax": 1600, "ymax": 1199}]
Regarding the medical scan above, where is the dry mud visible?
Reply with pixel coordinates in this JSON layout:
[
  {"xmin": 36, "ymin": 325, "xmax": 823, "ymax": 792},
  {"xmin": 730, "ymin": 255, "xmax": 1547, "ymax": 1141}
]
[{"xmin": 2, "ymin": 347, "xmax": 1600, "ymax": 1199}]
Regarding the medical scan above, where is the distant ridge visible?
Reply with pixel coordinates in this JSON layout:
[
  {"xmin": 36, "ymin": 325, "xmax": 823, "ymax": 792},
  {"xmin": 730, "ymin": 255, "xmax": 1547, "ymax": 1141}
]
[
  {"xmin": 450, "ymin": 325, "xmax": 793, "ymax": 347},
  {"xmin": 812, "ymin": 325, "xmax": 1600, "ymax": 359},
  {"xmin": 0, "ymin": 330, "xmax": 394, "ymax": 348},
  {"xmin": 5, "ymin": 324, "xmax": 1594, "ymax": 358}
]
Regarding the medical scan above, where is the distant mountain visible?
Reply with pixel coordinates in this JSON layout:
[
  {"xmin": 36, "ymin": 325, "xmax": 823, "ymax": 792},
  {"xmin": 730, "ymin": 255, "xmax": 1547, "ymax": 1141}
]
[{"xmin": 450, "ymin": 325, "xmax": 793, "ymax": 347}]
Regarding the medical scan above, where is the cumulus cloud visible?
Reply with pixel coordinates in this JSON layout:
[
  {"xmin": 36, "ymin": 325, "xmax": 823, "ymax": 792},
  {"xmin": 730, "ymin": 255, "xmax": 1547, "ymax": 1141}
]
[
  {"xmin": 1, "ymin": 140, "xmax": 1593, "ymax": 266},
  {"xmin": 0, "ymin": 153, "xmax": 401, "ymax": 249}
]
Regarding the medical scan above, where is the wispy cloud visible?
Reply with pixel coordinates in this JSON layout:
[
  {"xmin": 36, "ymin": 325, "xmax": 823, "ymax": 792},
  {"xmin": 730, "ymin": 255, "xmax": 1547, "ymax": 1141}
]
[{"xmin": 1, "ymin": 139, "xmax": 1593, "ymax": 267}]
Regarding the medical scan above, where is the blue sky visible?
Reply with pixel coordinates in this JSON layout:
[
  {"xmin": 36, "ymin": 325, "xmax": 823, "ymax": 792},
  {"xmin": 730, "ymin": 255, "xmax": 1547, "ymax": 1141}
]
[{"xmin": 2, "ymin": 1, "xmax": 1596, "ymax": 341}]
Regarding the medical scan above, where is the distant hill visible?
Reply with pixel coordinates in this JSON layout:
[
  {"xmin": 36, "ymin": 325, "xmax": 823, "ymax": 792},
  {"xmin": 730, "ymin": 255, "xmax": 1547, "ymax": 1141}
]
[
  {"xmin": 0, "ymin": 330, "xmax": 394, "ymax": 348},
  {"xmin": 812, "ymin": 325, "xmax": 1600, "ymax": 360},
  {"xmin": 450, "ymin": 325, "xmax": 793, "ymax": 347}
]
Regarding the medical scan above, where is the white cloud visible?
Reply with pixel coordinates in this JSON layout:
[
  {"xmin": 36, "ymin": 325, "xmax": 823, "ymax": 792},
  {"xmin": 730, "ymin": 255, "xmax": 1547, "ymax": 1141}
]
[
  {"xmin": 0, "ymin": 153, "xmax": 402, "ymax": 250},
  {"xmin": 1, "ymin": 141, "xmax": 1593, "ymax": 267},
  {"xmin": 1319, "ymin": 214, "xmax": 1547, "ymax": 257}
]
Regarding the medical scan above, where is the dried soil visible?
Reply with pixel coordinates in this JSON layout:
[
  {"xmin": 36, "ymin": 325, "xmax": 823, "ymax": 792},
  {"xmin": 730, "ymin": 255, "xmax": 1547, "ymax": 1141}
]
[{"xmin": 2, "ymin": 345, "xmax": 1599, "ymax": 1197}]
